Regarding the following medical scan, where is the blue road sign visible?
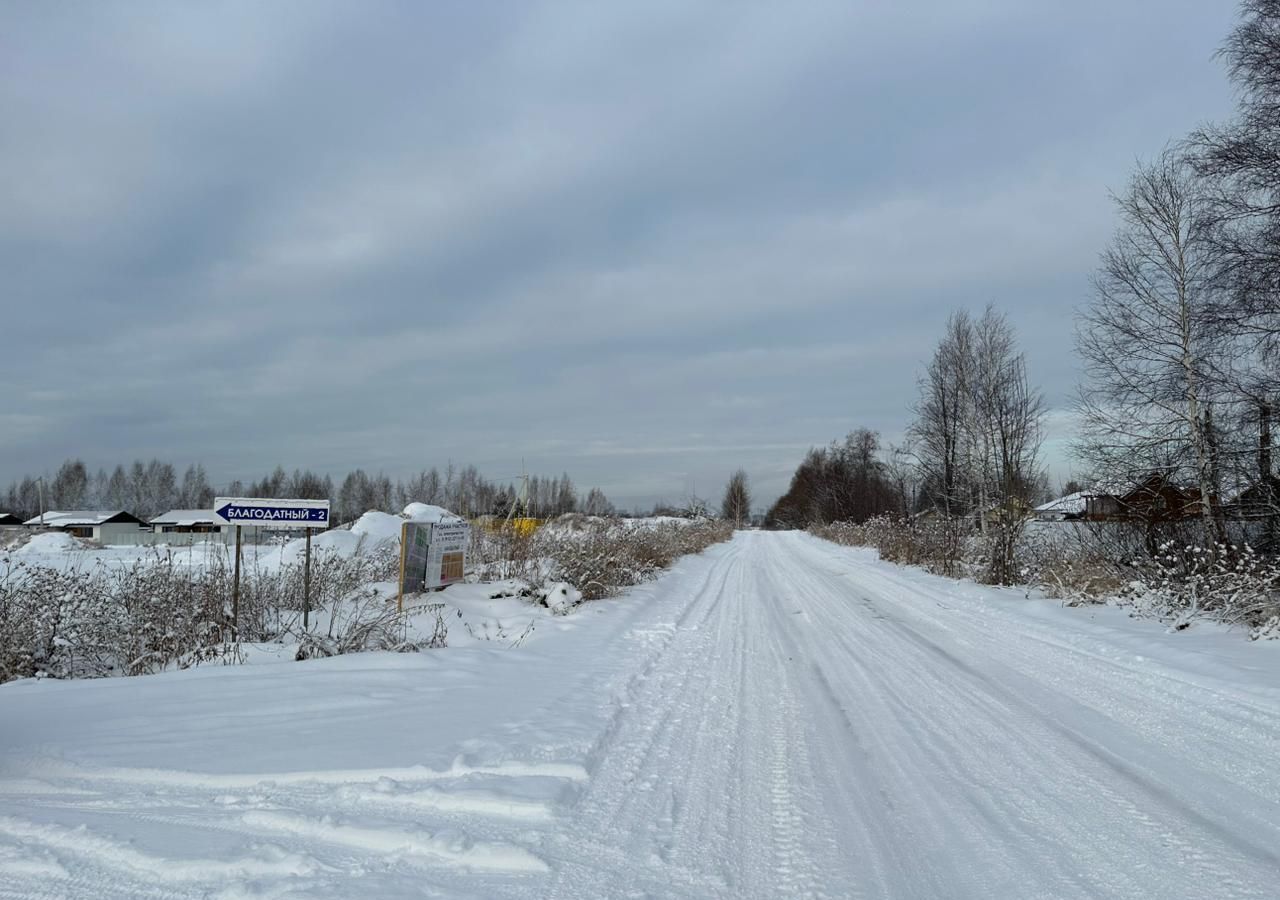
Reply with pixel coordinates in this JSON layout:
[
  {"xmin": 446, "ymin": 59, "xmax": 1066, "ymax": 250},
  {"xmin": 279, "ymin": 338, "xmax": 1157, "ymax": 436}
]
[{"xmin": 213, "ymin": 497, "xmax": 330, "ymax": 529}]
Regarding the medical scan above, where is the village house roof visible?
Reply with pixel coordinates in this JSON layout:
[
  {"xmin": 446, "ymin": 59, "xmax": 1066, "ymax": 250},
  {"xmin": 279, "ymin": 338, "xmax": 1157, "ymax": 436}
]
[
  {"xmin": 1034, "ymin": 492, "xmax": 1088, "ymax": 516},
  {"xmin": 23, "ymin": 510, "xmax": 145, "ymax": 527},
  {"xmin": 150, "ymin": 509, "xmax": 220, "ymax": 527}
]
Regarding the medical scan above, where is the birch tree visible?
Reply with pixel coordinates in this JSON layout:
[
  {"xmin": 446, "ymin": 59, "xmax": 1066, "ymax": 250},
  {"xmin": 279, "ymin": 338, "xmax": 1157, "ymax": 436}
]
[
  {"xmin": 721, "ymin": 470, "xmax": 752, "ymax": 527},
  {"xmin": 1076, "ymin": 150, "xmax": 1228, "ymax": 546}
]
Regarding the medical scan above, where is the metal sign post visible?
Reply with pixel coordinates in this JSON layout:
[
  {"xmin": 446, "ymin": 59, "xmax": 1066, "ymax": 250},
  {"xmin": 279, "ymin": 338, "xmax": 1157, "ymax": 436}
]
[
  {"xmin": 304, "ymin": 529, "xmax": 312, "ymax": 630},
  {"xmin": 232, "ymin": 524, "xmax": 242, "ymax": 639},
  {"xmin": 213, "ymin": 498, "xmax": 331, "ymax": 638}
]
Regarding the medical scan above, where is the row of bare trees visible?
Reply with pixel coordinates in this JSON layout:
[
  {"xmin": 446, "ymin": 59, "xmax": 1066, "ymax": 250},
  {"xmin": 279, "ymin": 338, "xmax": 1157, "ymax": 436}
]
[
  {"xmin": 1076, "ymin": 0, "xmax": 1280, "ymax": 552},
  {"xmin": 765, "ymin": 430, "xmax": 903, "ymax": 529},
  {"xmin": 912, "ymin": 307, "xmax": 1046, "ymax": 522},
  {"xmin": 763, "ymin": 305, "xmax": 1046, "ymax": 584},
  {"xmin": 2, "ymin": 458, "xmax": 611, "ymax": 527},
  {"xmin": 3, "ymin": 460, "xmax": 218, "ymax": 521},
  {"xmin": 907, "ymin": 307, "xmax": 1047, "ymax": 583}
]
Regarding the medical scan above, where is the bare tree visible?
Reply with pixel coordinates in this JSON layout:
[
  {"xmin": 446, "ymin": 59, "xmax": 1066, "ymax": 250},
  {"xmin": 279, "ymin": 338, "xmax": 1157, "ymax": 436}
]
[
  {"xmin": 909, "ymin": 307, "xmax": 1044, "ymax": 582},
  {"xmin": 1077, "ymin": 149, "xmax": 1229, "ymax": 547},
  {"xmin": 911, "ymin": 311, "xmax": 972, "ymax": 516},
  {"xmin": 721, "ymin": 470, "xmax": 752, "ymax": 527},
  {"xmin": 178, "ymin": 463, "xmax": 214, "ymax": 508},
  {"xmin": 49, "ymin": 459, "xmax": 88, "ymax": 510},
  {"xmin": 912, "ymin": 308, "xmax": 1044, "ymax": 517},
  {"xmin": 1191, "ymin": 0, "xmax": 1280, "ymax": 398},
  {"xmin": 967, "ymin": 309, "xmax": 1046, "ymax": 583},
  {"xmin": 582, "ymin": 487, "xmax": 615, "ymax": 517},
  {"xmin": 885, "ymin": 442, "xmax": 919, "ymax": 516}
]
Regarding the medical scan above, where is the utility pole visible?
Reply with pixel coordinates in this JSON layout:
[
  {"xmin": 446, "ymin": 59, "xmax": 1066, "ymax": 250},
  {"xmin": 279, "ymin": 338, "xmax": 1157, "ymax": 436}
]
[{"xmin": 37, "ymin": 476, "xmax": 45, "ymax": 527}]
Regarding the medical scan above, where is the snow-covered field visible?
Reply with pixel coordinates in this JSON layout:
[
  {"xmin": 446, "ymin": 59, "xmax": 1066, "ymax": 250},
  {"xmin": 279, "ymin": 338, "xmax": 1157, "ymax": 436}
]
[{"xmin": 3, "ymin": 530, "xmax": 1280, "ymax": 898}]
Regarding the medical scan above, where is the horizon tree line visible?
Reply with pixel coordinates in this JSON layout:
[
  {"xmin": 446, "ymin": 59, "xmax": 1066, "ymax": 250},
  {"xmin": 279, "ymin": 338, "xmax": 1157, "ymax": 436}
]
[{"xmin": 1, "ymin": 459, "xmax": 614, "ymax": 526}]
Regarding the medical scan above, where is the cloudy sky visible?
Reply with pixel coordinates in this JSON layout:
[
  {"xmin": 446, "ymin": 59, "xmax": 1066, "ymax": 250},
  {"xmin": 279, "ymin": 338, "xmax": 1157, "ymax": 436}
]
[{"xmin": 1, "ymin": 1, "xmax": 1240, "ymax": 510}]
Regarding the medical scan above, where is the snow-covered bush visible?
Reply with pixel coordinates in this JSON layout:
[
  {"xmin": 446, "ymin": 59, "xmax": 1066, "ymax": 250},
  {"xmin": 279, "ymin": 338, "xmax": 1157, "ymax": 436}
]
[
  {"xmin": 538, "ymin": 582, "xmax": 582, "ymax": 614},
  {"xmin": 534, "ymin": 516, "xmax": 732, "ymax": 601},
  {"xmin": 810, "ymin": 516, "xmax": 973, "ymax": 578},
  {"xmin": 0, "ymin": 546, "xmax": 402, "ymax": 683},
  {"xmin": 471, "ymin": 515, "xmax": 731, "ymax": 603},
  {"xmin": 470, "ymin": 525, "xmax": 542, "ymax": 584},
  {"xmin": 0, "ymin": 512, "xmax": 733, "ymax": 684},
  {"xmin": 810, "ymin": 515, "xmax": 1280, "ymax": 639},
  {"xmin": 1134, "ymin": 543, "xmax": 1280, "ymax": 634},
  {"xmin": 295, "ymin": 590, "xmax": 445, "ymax": 659}
]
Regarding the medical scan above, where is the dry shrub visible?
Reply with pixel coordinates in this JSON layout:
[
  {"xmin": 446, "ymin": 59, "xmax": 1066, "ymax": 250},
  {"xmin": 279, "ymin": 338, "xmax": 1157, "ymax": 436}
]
[
  {"xmin": 535, "ymin": 517, "xmax": 733, "ymax": 601},
  {"xmin": 810, "ymin": 515, "xmax": 971, "ymax": 578},
  {"xmin": 469, "ymin": 525, "xmax": 541, "ymax": 583},
  {"xmin": 810, "ymin": 515, "xmax": 1280, "ymax": 639},
  {"xmin": 295, "ymin": 591, "xmax": 446, "ymax": 659},
  {"xmin": 0, "ymin": 546, "xmax": 403, "ymax": 684}
]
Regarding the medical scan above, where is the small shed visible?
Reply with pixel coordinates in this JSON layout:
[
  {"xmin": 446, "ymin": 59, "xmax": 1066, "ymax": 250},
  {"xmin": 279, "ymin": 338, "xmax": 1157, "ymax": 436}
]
[
  {"xmin": 150, "ymin": 510, "xmax": 226, "ymax": 534},
  {"xmin": 24, "ymin": 510, "xmax": 148, "ymax": 543}
]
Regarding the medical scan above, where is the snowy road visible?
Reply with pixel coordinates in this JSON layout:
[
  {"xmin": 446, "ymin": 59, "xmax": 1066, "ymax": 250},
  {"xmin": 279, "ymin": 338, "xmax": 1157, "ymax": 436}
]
[{"xmin": 3, "ymin": 531, "xmax": 1280, "ymax": 898}]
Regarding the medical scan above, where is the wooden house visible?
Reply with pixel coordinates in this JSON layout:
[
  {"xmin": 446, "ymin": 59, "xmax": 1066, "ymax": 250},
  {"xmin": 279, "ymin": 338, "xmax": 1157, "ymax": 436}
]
[{"xmin": 1085, "ymin": 475, "xmax": 1202, "ymax": 524}]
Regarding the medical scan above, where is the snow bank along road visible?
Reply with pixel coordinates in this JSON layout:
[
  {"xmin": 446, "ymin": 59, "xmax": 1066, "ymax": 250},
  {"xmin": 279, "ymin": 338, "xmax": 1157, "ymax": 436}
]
[{"xmin": 3, "ymin": 531, "xmax": 1280, "ymax": 898}]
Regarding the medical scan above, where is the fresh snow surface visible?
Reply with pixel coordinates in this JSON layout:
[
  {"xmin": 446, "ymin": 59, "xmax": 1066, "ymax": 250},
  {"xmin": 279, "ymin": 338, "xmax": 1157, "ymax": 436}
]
[
  {"xmin": 402, "ymin": 503, "xmax": 464, "ymax": 524},
  {"xmin": 539, "ymin": 582, "xmax": 582, "ymax": 614},
  {"xmin": 12, "ymin": 532, "xmax": 85, "ymax": 555},
  {"xmin": 2, "ymin": 531, "xmax": 1280, "ymax": 898},
  {"xmin": 277, "ymin": 506, "xmax": 463, "ymax": 563}
]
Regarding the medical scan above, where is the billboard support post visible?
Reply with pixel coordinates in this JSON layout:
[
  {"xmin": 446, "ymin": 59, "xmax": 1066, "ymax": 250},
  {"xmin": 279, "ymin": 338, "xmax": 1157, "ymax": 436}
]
[{"xmin": 397, "ymin": 522, "xmax": 409, "ymax": 613}]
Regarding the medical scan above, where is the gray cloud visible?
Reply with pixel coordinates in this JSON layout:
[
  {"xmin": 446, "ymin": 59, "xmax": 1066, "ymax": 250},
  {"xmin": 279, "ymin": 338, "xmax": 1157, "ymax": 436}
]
[{"xmin": 1, "ymin": 1, "xmax": 1239, "ymax": 508}]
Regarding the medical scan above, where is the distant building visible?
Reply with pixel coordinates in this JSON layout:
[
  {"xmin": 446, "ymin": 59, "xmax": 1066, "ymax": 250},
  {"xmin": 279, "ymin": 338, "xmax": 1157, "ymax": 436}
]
[
  {"xmin": 1222, "ymin": 477, "xmax": 1280, "ymax": 521},
  {"xmin": 0, "ymin": 513, "xmax": 24, "ymax": 529},
  {"xmin": 24, "ymin": 510, "xmax": 148, "ymax": 543},
  {"xmin": 979, "ymin": 497, "xmax": 1033, "ymax": 526},
  {"xmin": 150, "ymin": 510, "xmax": 226, "ymax": 534},
  {"xmin": 1034, "ymin": 492, "xmax": 1087, "ymax": 522},
  {"xmin": 1084, "ymin": 475, "xmax": 1201, "ymax": 524}
]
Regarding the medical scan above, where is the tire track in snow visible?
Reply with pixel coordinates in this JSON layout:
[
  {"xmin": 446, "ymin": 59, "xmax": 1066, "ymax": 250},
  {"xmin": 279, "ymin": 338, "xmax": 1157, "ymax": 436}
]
[
  {"xmin": 0, "ymin": 755, "xmax": 587, "ymax": 897},
  {"xmin": 6, "ymin": 531, "xmax": 1279, "ymax": 899},
  {"xmin": 541, "ymin": 535, "xmax": 849, "ymax": 899},
  {"xmin": 778, "ymin": 531, "xmax": 1280, "ymax": 899}
]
